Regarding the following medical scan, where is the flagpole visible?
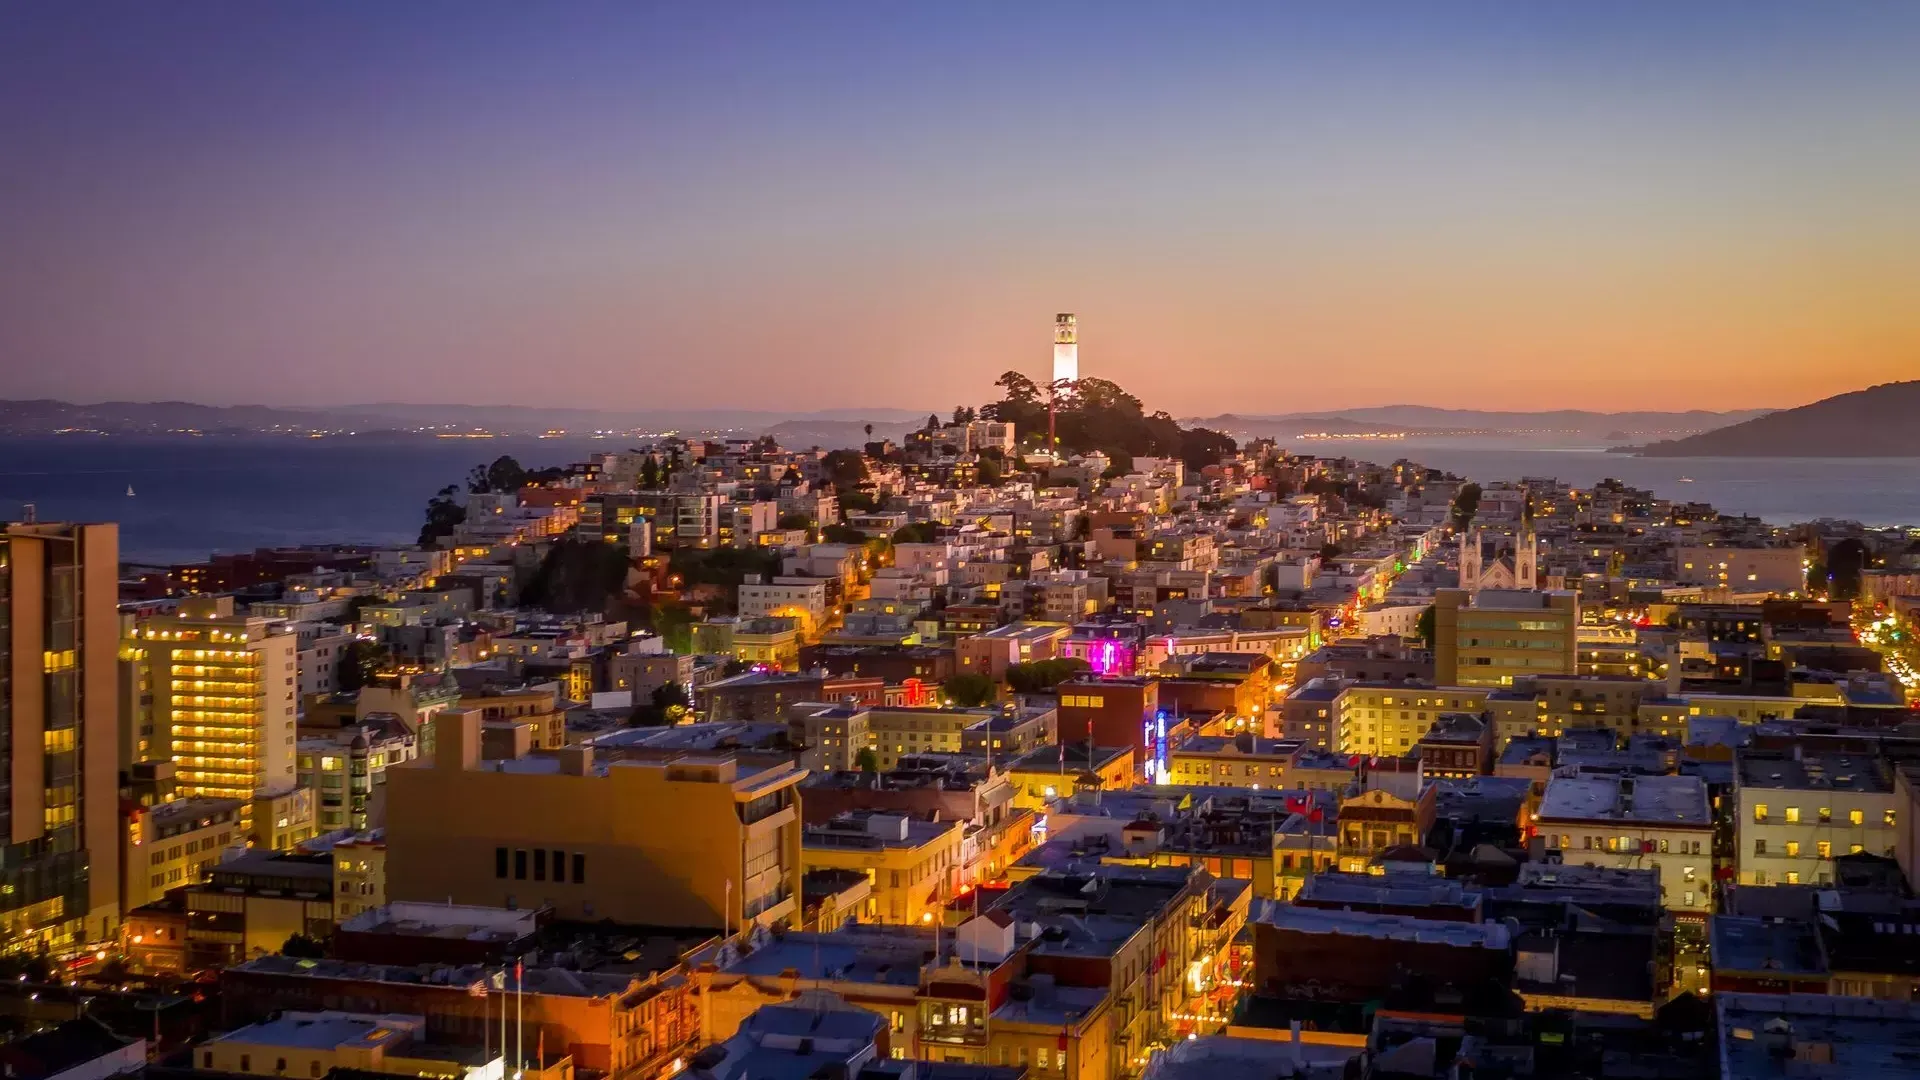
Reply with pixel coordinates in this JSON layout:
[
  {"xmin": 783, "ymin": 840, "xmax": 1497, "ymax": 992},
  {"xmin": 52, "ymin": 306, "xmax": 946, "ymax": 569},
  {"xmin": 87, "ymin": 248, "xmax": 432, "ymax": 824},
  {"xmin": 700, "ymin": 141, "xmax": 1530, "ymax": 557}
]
[
  {"xmin": 498, "ymin": 969, "xmax": 507, "ymax": 1080},
  {"xmin": 515, "ymin": 959, "xmax": 524, "ymax": 1080}
]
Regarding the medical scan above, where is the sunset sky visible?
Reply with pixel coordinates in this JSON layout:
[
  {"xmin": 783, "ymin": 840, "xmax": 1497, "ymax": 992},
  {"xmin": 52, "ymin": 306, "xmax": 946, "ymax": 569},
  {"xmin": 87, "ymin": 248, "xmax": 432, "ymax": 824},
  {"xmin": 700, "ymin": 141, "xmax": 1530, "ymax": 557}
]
[{"xmin": 3, "ymin": 3, "xmax": 1916, "ymax": 415}]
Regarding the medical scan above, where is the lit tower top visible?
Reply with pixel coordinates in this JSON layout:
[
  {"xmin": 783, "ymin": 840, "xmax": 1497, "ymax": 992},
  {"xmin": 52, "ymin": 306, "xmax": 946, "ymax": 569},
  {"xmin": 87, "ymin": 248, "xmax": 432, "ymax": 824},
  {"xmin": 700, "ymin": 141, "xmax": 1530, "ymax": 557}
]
[{"xmin": 1052, "ymin": 312, "xmax": 1078, "ymax": 386}]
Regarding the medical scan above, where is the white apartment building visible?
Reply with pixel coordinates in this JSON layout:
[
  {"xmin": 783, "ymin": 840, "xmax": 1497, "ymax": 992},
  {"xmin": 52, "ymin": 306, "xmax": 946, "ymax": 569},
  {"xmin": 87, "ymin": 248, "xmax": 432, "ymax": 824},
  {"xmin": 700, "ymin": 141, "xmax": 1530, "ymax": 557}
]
[
  {"xmin": 1538, "ymin": 774, "xmax": 1714, "ymax": 916},
  {"xmin": 673, "ymin": 493, "xmax": 726, "ymax": 548},
  {"xmin": 296, "ymin": 627, "xmax": 354, "ymax": 702},
  {"xmin": 1735, "ymin": 750, "xmax": 1899, "ymax": 886},
  {"xmin": 738, "ymin": 578, "xmax": 829, "ymax": 637}
]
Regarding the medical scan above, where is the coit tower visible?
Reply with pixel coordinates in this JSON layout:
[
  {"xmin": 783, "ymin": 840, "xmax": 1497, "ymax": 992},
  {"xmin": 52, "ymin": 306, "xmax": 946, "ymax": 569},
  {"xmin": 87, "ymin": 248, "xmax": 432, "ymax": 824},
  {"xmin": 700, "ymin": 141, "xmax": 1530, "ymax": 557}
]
[{"xmin": 1052, "ymin": 313, "xmax": 1078, "ymax": 385}]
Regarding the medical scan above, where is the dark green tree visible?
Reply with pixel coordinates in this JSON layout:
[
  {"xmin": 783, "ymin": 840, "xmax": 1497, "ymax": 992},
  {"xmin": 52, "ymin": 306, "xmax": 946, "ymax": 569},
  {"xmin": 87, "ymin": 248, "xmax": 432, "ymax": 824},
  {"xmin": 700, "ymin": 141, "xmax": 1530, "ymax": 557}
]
[
  {"xmin": 417, "ymin": 485, "xmax": 466, "ymax": 547},
  {"xmin": 854, "ymin": 747, "xmax": 881, "ymax": 773},
  {"xmin": 891, "ymin": 522, "xmax": 939, "ymax": 545},
  {"xmin": 649, "ymin": 602, "xmax": 696, "ymax": 654},
  {"xmin": 1416, "ymin": 604, "xmax": 1437, "ymax": 649},
  {"xmin": 837, "ymin": 491, "xmax": 879, "ymax": 515},
  {"xmin": 1006, "ymin": 657, "xmax": 1092, "ymax": 695},
  {"xmin": 976, "ymin": 453, "xmax": 1005, "ymax": 487},
  {"xmin": 941, "ymin": 672, "xmax": 997, "ymax": 707},
  {"xmin": 335, "ymin": 639, "xmax": 388, "ymax": 693},
  {"xmin": 468, "ymin": 455, "xmax": 529, "ymax": 495},
  {"xmin": 1451, "ymin": 483, "xmax": 1483, "ymax": 529},
  {"xmin": 777, "ymin": 512, "xmax": 812, "ymax": 530},
  {"xmin": 822, "ymin": 449, "xmax": 869, "ymax": 494},
  {"xmin": 1178, "ymin": 427, "xmax": 1237, "ymax": 471},
  {"xmin": 629, "ymin": 682, "xmax": 692, "ymax": 726},
  {"xmin": 282, "ymin": 933, "xmax": 327, "ymax": 959},
  {"xmin": 820, "ymin": 523, "xmax": 870, "ymax": 546}
]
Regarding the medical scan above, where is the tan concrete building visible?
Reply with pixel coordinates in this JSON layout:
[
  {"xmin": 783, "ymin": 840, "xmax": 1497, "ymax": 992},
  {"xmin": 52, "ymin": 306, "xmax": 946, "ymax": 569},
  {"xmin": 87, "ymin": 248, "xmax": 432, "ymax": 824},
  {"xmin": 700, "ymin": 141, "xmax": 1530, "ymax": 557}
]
[
  {"xmin": 1333, "ymin": 683, "xmax": 1491, "ymax": 757},
  {"xmin": 123, "ymin": 795, "xmax": 243, "ymax": 913},
  {"xmin": 385, "ymin": 710, "xmax": 808, "ymax": 930},
  {"xmin": 452, "ymin": 683, "xmax": 565, "ymax": 751},
  {"xmin": 2, "ymin": 521, "xmax": 122, "ymax": 953},
  {"xmin": 1434, "ymin": 588, "xmax": 1578, "ymax": 687},
  {"xmin": 331, "ymin": 832, "xmax": 388, "ymax": 923},
  {"xmin": 801, "ymin": 811, "xmax": 966, "ymax": 925},
  {"xmin": 139, "ymin": 597, "xmax": 300, "ymax": 814}
]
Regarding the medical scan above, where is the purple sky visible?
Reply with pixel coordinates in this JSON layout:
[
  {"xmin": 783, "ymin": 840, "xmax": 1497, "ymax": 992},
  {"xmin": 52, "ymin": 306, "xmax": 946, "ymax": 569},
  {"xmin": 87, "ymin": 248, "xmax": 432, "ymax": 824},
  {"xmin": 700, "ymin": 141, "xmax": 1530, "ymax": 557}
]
[{"xmin": 3, "ymin": 3, "xmax": 1917, "ymax": 414}]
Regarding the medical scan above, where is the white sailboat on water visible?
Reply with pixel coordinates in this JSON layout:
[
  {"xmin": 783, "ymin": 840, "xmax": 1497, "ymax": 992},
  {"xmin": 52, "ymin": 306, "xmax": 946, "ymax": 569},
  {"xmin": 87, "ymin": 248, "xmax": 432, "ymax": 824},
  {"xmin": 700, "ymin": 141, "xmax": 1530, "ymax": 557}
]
[{"xmin": 126, "ymin": 484, "xmax": 136, "ymax": 496}]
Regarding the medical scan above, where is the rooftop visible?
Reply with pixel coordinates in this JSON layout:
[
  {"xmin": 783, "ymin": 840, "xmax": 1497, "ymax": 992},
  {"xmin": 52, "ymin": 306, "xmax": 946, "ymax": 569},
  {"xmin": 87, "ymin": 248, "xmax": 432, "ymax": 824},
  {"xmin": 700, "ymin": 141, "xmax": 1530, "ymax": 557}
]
[
  {"xmin": 1293, "ymin": 871, "xmax": 1481, "ymax": 914},
  {"xmin": 231, "ymin": 956, "xmax": 641, "ymax": 998},
  {"xmin": 1255, "ymin": 904, "xmax": 1512, "ymax": 950},
  {"xmin": 1716, "ymin": 992, "xmax": 1920, "ymax": 1080},
  {"xmin": 1537, "ymin": 774, "xmax": 1711, "ymax": 827},
  {"xmin": 1711, "ymin": 916, "xmax": 1829, "ymax": 978},
  {"xmin": 338, "ymin": 902, "xmax": 540, "ymax": 944},
  {"xmin": 210, "ymin": 1012, "xmax": 420, "ymax": 1053},
  {"xmin": 1736, "ymin": 751, "xmax": 1892, "ymax": 793}
]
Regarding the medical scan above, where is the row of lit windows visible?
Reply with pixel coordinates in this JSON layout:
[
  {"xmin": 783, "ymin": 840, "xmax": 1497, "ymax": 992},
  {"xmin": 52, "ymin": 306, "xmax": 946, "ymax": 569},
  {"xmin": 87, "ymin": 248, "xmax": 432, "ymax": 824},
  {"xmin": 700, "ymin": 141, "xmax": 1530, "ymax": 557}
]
[
  {"xmin": 1753, "ymin": 805, "xmax": 1890, "ymax": 827},
  {"xmin": 1551, "ymin": 834, "xmax": 1705, "ymax": 855}
]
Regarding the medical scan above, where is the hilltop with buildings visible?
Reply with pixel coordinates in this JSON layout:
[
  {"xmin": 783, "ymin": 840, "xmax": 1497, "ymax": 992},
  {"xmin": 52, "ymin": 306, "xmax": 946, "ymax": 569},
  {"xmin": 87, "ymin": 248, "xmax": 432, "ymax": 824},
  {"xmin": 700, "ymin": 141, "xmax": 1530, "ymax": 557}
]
[{"xmin": 10, "ymin": 349, "xmax": 1920, "ymax": 1080}]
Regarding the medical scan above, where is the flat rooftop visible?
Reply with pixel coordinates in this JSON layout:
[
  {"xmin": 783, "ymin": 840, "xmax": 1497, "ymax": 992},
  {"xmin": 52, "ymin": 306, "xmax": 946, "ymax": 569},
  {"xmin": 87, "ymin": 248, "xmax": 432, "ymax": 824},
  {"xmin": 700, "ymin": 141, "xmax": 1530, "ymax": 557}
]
[
  {"xmin": 1257, "ymin": 905, "xmax": 1511, "ymax": 950},
  {"xmin": 1711, "ymin": 915, "xmax": 1828, "ymax": 978},
  {"xmin": 1716, "ymin": 992, "xmax": 1920, "ymax": 1079},
  {"xmin": 1537, "ymin": 774, "xmax": 1710, "ymax": 826},
  {"xmin": 211, "ymin": 1012, "xmax": 418, "ymax": 1052},
  {"xmin": 231, "ymin": 956, "xmax": 640, "ymax": 998},
  {"xmin": 338, "ymin": 902, "xmax": 538, "ymax": 943},
  {"xmin": 1736, "ymin": 751, "xmax": 1891, "ymax": 793},
  {"xmin": 1294, "ymin": 872, "xmax": 1480, "ymax": 913},
  {"xmin": 713, "ymin": 926, "xmax": 938, "ymax": 987}
]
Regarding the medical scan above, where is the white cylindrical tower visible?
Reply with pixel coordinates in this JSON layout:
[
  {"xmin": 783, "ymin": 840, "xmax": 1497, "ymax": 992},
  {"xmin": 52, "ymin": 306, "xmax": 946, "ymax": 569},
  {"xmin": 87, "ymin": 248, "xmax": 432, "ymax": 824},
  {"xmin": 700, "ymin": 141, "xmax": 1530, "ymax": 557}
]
[{"xmin": 1052, "ymin": 313, "xmax": 1078, "ymax": 385}]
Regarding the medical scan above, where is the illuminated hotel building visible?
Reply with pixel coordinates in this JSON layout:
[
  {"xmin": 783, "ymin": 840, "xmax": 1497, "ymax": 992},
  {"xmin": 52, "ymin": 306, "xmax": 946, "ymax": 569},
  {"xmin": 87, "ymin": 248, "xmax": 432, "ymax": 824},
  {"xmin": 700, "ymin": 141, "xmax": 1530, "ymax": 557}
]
[
  {"xmin": 140, "ymin": 597, "xmax": 298, "ymax": 821},
  {"xmin": 1, "ymin": 521, "xmax": 122, "ymax": 953},
  {"xmin": 1052, "ymin": 312, "xmax": 1078, "ymax": 385}
]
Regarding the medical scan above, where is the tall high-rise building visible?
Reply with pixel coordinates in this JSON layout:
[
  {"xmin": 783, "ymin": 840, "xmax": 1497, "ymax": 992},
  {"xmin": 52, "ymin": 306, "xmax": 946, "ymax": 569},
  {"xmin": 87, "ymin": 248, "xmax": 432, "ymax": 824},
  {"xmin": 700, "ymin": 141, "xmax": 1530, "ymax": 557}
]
[
  {"xmin": 137, "ymin": 597, "xmax": 298, "ymax": 819},
  {"xmin": 1, "ymin": 521, "xmax": 122, "ymax": 952},
  {"xmin": 1052, "ymin": 312, "xmax": 1078, "ymax": 385}
]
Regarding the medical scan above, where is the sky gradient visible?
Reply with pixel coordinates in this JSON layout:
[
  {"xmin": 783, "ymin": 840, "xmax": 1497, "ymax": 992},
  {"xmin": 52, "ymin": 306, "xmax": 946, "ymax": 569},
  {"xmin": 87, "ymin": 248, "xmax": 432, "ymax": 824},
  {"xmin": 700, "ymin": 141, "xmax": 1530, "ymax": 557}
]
[{"xmin": 3, "ymin": 2, "xmax": 1917, "ymax": 415}]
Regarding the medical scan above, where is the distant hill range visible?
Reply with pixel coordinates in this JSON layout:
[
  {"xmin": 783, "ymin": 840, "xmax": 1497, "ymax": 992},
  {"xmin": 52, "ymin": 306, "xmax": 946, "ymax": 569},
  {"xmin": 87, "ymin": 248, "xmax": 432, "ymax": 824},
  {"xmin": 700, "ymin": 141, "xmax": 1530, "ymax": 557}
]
[
  {"xmin": 0, "ymin": 397, "xmax": 1780, "ymax": 449},
  {"xmin": 1186, "ymin": 405, "xmax": 1767, "ymax": 443},
  {"xmin": 0, "ymin": 399, "xmax": 932, "ymax": 439},
  {"xmin": 1629, "ymin": 381, "xmax": 1920, "ymax": 458}
]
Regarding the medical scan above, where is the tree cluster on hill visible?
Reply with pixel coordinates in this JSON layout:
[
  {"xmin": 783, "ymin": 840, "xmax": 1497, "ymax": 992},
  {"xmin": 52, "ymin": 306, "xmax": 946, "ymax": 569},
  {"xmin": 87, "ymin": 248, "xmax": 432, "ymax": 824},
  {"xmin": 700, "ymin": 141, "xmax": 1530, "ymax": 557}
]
[
  {"xmin": 979, "ymin": 372, "xmax": 1237, "ymax": 470},
  {"xmin": 467, "ymin": 455, "xmax": 567, "ymax": 495},
  {"xmin": 668, "ymin": 546, "xmax": 784, "ymax": 593},
  {"xmin": 520, "ymin": 538, "xmax": 636, "ymax": 616}
]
